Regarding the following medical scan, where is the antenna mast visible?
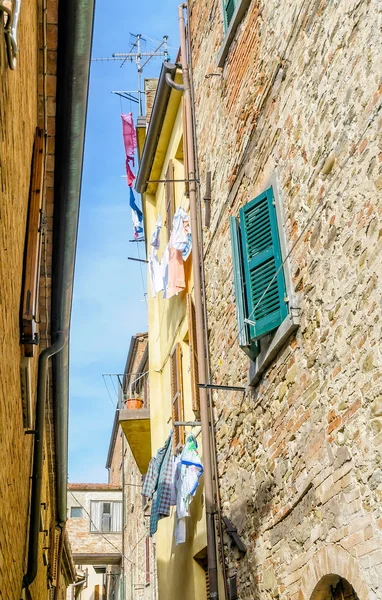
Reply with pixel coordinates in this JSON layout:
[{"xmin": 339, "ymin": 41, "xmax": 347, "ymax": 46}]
[{"xmin": 92, "ymin": 34, "xmax": 169, "ymax": 116}]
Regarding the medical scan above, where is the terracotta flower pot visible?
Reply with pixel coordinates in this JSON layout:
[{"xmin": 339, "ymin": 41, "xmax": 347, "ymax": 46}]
[{"xmin": 124, "ymin": 398, "xmax": 144, "ymax": 410}]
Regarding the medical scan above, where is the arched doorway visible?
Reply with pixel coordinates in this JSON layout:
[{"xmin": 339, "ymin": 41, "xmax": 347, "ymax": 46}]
[{"xmin": 310, "ymin": 575, "xmax": 359, "ymax": 600}]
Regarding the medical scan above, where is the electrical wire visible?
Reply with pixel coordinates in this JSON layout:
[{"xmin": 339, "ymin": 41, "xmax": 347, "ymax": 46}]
[
  {"xmin": 136, "ymin": 240, "xmax": 147, "ymax": 303},
  {"xmin": 208, "ymin": 98, "xmax": 382, "ymax": 387},
  {"xmin": 68, "ymin": 491, "xmax": 154, "ymax": 577}
]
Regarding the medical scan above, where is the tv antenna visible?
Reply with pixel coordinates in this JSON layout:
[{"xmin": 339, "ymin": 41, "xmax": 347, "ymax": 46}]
[{"xmin": 92, "ymin": 33, "xmax": 169, "ymax": 116}]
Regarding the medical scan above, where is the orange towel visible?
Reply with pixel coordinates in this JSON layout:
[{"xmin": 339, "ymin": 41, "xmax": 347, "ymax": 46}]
[{"xmin": 167, "ymin": 244, "xmax": 185, "ymax": 298}]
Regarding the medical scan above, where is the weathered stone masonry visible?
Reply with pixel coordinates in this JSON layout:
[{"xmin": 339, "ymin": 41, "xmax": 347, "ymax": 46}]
[{"xmin": 189, "ymin": 0, "xmax": 382, "ymax": 598}]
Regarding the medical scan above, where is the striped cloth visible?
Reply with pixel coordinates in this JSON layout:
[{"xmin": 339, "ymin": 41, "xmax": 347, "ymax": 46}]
[{"xmin": 142, "ymin": 431, "xmax": 173, "ymax": 536}]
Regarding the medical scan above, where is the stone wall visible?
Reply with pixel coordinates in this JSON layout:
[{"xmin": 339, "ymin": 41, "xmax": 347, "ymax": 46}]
[
  {"xmin": 108, "ymin": 428, "xmax": 123, "ymax": 486},
  {"xmin": 67, "ymin": 486, "xmax": 123, "ymax": 556},
  {"xmin": 189, "ymin": 0, "xmax": 382, "ymax": 598}
]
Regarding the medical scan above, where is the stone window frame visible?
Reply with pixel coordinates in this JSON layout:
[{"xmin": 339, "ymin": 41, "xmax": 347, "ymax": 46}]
[
  {"xmin": 217, "ymin": 0, "xmax": 252, "ymax": 68},
  {"xmin": 89, "ymin": 500, "xmax": 123, "ymax": 534},
  {"xmin": 249, "ymin": 172, "xmax": 300, "ymax": 386}
]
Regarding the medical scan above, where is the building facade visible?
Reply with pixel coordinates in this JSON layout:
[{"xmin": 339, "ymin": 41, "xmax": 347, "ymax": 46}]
[
  {"xmin": 0, "ymin": 1, "xmax": 93, "ymax": 599},
  {"xmin": 185, "ymin": 0, "xmax": 382, "ymax": 599},
  {"xmin": 134, "ymin": 65, "xmax": 209, "ymax": 600},
  {"xmin": 111, "ymin": 333, "xmax": 158, "ymax": 600},
  {"xmin": 66, "ymin": 484, "xmax": 123, "ymax": 600}
]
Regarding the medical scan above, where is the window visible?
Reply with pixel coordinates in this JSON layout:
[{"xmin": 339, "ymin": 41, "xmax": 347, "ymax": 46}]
[
  {"xmin": 165, "ymin": 160, "xmax": 175, "ymax": 240},
  {"xmin": 90, "ymin": 501, "xmax": 122, "ymax": 533},
  {"xmin": 70, "ymin": 507, "xmax": 82, "ymax": 518},
  {"xmin": 21, "ymin": 128, "xmax": 45, "ymax": 357},
  {"xmin": 186, "ymin": 294, "xmax": 200, "ymax": 415},
  {"xmin": 230, "ymin": 186, "xmax": 289, "ymax": 360},
  {"xmin": 217, "ymin": 0, "xmax": 252, "ymax": 67},
  {"xmin": 170, "ymin": 343, "xmax": 185, "ymax": 450},
  {"xmin": 101, "ymin": 502, "xmax": 111, "ymax": 532},
  {"xmin": 223, "ymin": 0, "xmax": 237, "ymax": 29}
]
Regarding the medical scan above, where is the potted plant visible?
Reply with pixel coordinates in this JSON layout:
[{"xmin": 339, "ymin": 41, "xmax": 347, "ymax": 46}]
[{"xmin": 124, "ymin": 396, "xmax": 144, "ymax": 409}]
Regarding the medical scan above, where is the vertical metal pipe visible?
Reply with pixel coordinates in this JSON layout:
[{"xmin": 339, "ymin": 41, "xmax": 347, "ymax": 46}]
[
  {"xmin": 137, "ymin": 34, "xmax": 142, "ymax": 117},
  {"xmin": 185, "ymin": 15, "xmax": 230, "ymax": 599},
  {"xmin": 177, "ymin": 4, "xmax": 219, "ymax": 598},
  {"xmin": 23, "ymin": 332, "xmax": 67, "ymax": 588}
]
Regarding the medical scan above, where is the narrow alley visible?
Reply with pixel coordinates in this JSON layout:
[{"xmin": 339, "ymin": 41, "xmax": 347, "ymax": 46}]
[{"xmin": 1, "ymin": 1, "xmax": 382, "ymax": 600}]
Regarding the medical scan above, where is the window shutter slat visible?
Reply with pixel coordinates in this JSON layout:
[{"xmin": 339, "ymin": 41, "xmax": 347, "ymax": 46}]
[
  {"xmin": 171, "ymin": 343, "xmax": 185, "ymax": 450},
  {"xmin": 229, "ymin": 216, "xmax": 259, "ymax": 360},
  {"xmin": 176, "ymin": 344, "xmax": 185, "ymax": 446},
  {"xmin": 223, "ymin": 0, "xmax": 237, "ymax": 28},
  {"xmin": 49, "ymin": 526, "xmax": 60, "ymax": 587},
  {"xmin": 171, "ymin": 346, "xmax": 179, "ymax": 448},
  {"xmin": 239, "ymin": 187, "xmax": 288, "ymax": 340},
  {"xmin": 186, "ymin": 294, "xmax": 200, "ymax": 415},
  {"xmin": 21, "ymin": 127, "xmax": 45, "ymax": 357}
]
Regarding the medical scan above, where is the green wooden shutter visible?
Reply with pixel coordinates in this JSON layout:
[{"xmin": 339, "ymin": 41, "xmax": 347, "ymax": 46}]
[
  {"xmin": 223, "ymin": 0, "xmax": 237, "ymax": 29},
  {"xmin": 239, "ymin": 187, "xmax": 288, "ymax": 340},
  {"xmin": 229, "ymin": 216, "xmax": 259, "ymax": 360}
]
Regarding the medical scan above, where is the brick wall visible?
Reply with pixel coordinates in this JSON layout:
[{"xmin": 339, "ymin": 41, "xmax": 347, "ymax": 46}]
[
  {"xmin": 108, "ymin": 429, "xmax": 123, "ymax": 486},
  {"xmin": 0, "ymin": 1, "xmax": 40, "ymax": 598},
  {"xmin": 0, "ymin": 1, "xmax": 72, "ymax": 598},
  {"xmin": 189, "ymin": 0, "xmax": 382, "ymax": 598}
]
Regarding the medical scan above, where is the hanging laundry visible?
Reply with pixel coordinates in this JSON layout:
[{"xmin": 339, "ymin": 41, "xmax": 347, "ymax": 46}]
[
  {"xmin": 171, "ymin": 207, "xmax": 192, "ymax": 261},
  {"xmin": 121, "ymin": 112, "xmax": 137, "ymax": 164},
  {"xmin": 170, "ymin": 455, "xmax": 181, "ymax": 506},
  {"xmin": 121, "ymin": 112, "xmax": 137, "ymax": 189},
  {"xmin": 149, "ymin": 248, "xmax": 164, "ymax": 298},
  {"xmin": 142, "ymin": 432, "xmax": 174, "ymax": 536},
  {"xmin": 181, "ymin": 233, "xmax": 192, "ymax": 261},
  {"xmin": 129, "ymin": 188, "xmax": 143, "ymax": 240},
  {"xmin": 126, "ymin": 159, "xmax": 135, "ymax": 187},
  {"xmin": 150, "ymin": 214, "xmax": 162, "ymax": 250},
  {"xmin": 148, "ymin": 215, "xmax": 164, "ymax": 297},
  {"xmin": 161, "ymin": 243, "xmax": 170, "ymax": 299},
  {"xmin": 167, "ymin": 242, "xmax": 186, "ymax": 299},
  {"xmin": 173, "ymin": 434, "xmax": 203, "ymax": 545}
]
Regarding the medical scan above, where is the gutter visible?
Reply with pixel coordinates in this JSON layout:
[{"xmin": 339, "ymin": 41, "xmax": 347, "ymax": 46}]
[
  {"xmin": 23, "ymin": 0, "xmax": 95, "ymax": 589},
  {"xmin": 23, "ymin": 334, "xmax": 66, "ymax": 588},
  {"xmin": 51, "ymin": 0, "xmax": 95, "ymax": 526},
  {"xmin": 135, "ymin": 62, "xmax": 178, "ymax": 194}
]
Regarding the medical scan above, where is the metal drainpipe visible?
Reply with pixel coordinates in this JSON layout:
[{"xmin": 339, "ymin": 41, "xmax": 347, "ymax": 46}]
[
  {"xmin": 23, "ymin": 331, "xmax": 67, "ymax": 589},
  {"xmin": 165, "ymin": 72, "xmax": 185, "ymax": 92},
  {"xmin": 177, "ymin": 4, "xmax": 219, "ymax": 598},
  {"xmin": 185, "ymin": 12, "xmax": 230, "ymax": 600},
  {"xmin": 54, "ymin": 522, "xmax": 66, "ymax": 600}
]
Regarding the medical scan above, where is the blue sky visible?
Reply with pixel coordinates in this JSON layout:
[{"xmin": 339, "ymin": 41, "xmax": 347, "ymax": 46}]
[{"xmin": 68, "ymin": 1, "xmax": 179, "ymax": 483}]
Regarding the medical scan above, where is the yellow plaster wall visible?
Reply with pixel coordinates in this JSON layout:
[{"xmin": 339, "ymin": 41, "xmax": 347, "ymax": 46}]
[{"xmin": 143, "ymin": 99, "xmax": 207, "ymax": 600}]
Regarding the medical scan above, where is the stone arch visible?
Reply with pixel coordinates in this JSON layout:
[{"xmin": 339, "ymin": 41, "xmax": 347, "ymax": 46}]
[
  {"xmin": 310, "ymin": 575, "xmax": 359, "ymax": 600},
  {"xmin": 298, "ymin": 545, "xmax": 370, "ymax": 600}
]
